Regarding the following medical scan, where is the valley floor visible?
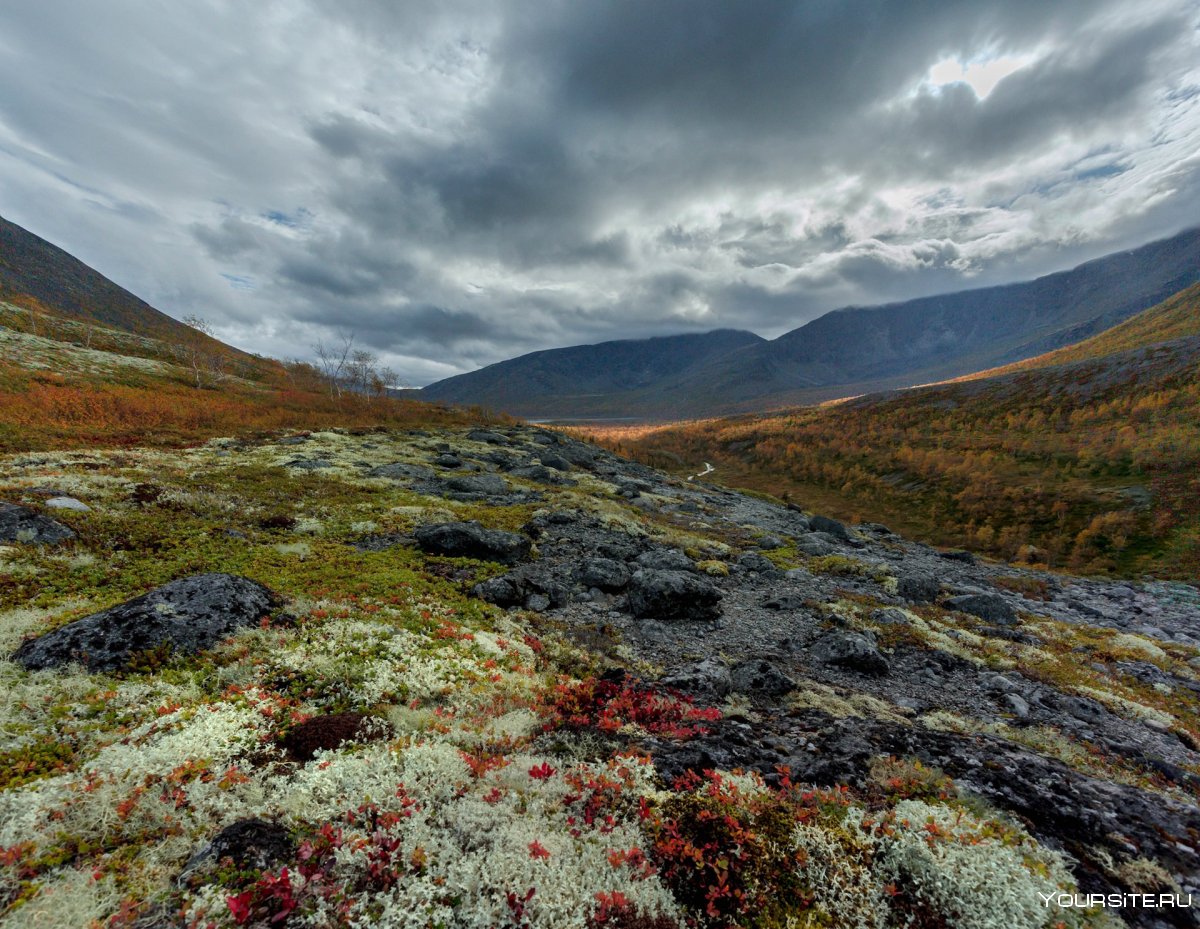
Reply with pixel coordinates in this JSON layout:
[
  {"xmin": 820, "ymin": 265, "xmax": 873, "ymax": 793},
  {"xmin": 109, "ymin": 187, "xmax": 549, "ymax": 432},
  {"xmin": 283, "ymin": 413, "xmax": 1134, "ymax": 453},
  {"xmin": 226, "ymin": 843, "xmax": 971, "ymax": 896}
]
[{"xmin": 1, "ymin": 425, "xmax": 1198, "ymax": 928}]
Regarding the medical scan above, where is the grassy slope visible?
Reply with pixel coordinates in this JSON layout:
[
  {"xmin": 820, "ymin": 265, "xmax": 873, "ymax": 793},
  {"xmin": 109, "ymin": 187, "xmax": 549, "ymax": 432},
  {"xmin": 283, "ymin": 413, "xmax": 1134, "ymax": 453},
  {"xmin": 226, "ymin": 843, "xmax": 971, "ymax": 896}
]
[
  {"xmin": 0, "ymin": 214, "xmax": 263, "ymax": 371},
  {"xmin": 599, "ymin": 285, "xmax": 1200, "ymax": 579},
  {"xmin": 0, "ymin": 304, "xmax": 488, "ymax": 451}
]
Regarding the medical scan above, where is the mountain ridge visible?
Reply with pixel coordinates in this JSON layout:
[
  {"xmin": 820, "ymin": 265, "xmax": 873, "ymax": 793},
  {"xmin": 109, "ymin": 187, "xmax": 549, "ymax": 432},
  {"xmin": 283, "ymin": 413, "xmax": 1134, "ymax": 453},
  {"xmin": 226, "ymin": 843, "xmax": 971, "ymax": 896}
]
[{"xmin": 422, "ymin": 226, "xmax": 1200, "ymax": 420}]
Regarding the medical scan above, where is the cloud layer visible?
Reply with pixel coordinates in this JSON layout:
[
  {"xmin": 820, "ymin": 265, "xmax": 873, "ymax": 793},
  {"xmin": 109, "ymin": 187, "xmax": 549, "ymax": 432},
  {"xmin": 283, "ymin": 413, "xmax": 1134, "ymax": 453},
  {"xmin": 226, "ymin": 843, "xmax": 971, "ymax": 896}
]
[{"xmin": 1, "ymin": 0, "xmax": 1198, "ymax": 383}]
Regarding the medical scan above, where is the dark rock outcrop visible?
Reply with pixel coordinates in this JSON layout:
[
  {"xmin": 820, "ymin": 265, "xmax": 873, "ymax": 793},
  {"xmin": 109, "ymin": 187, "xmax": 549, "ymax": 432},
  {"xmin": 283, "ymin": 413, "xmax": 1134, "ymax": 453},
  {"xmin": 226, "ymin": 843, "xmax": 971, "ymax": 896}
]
[
  {"xmin": 471, "ymin": 575, "xmax": 524, "ymax": 607},
  {"xmin": 413, "ymin": 521, "xmax": 531, "ymax": 564},
  {"xmin": 896, "ymin": 573, "xmax": 940, "ymax": 603},
  {"xmin": 12, "ymin": 574, "xmax": 279, "ymax": 671},
  {"xmin": 730, "ymin": 659, "xmax": 795, "ymax": 696},
  {"xmin": 627, "ymin": 570, "xmax": 722, "ymax": 621},
  {"xmin": 445, "ymin": 474, "xmax": 509, "ymax": 495},
  {"xmin": 180, "ymin": 819, "xmax": 293, "ymax": 881},
  {"xmin": 661, "ymin": 658, "xmax": 732, "ymax": 700},
  {"xmin": 808, "ymin": 515, "xmax": 850, "ymax": 540},
  {"xmin": 0, "ymin": 502, "xmax": 75, "ymax": 544},
  {"xmin": 945, "ymin": 592, "xmax": 1018, "ymax": 625},
  {"xmin": 634, "ymin": 548, "xmax": 695, "ymax": 572},
  {"xmin": 808, "ymin": 630, "xmax": 889, "ymax": 675},
  {"xmin": 578, "ymin": 557, "xmax": 631, "ymax": 591}
]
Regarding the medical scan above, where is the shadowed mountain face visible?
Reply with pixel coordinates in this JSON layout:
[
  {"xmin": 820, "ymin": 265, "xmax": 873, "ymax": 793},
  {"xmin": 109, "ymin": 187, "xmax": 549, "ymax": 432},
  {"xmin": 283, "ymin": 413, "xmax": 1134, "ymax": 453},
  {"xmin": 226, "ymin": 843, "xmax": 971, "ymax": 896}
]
[
  {"xmin": 0, "ymin": 214, "xmax": 208, "ymax": 346},
  {"xmin": 422, "ymin": 226, "xmax": 1200, "ymax": 420},
  {"xmin": 420, "ymin": 328, "xmax": 765, "ymax": 418}
]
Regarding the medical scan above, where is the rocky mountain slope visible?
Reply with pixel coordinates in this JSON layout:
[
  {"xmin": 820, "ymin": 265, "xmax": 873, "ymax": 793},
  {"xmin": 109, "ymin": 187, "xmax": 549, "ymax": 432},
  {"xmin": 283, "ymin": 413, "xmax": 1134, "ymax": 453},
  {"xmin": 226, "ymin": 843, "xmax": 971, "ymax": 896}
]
[
  {"xmin": 421, "ymin": 226, "xmax": 1200, "ymax": 420},
  {"xmin": 2, "ymin": 424, "xmax": 1197, "ymax": 928}
]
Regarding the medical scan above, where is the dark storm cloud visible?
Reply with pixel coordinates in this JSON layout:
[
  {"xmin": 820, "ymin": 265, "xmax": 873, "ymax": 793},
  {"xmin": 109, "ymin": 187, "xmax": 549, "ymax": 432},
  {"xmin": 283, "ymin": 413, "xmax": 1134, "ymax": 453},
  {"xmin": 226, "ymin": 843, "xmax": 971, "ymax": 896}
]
[{"xmin": 0, "ymin": 0, "xmax": 1198, "ymax": 381}]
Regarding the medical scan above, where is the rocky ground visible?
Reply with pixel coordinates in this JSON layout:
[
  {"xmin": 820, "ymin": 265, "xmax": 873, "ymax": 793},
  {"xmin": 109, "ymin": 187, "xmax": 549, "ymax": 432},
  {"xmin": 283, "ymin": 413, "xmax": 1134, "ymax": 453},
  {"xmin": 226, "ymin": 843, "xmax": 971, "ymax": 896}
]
[{"xmin": 1, "ymin": 424, "xmax": 1198, "ymax": 929}]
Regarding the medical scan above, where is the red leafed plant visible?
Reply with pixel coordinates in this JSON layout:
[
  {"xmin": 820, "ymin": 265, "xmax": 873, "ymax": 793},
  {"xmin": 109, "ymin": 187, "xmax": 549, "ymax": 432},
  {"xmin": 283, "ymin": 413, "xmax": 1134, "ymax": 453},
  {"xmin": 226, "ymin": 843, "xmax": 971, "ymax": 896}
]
[
  {"xmin": 642, "ymin": 772, "xmax": 826, "ymax": 928},
  {"xmin": 589, "ymin": 891, "xmax": 682, "ymax": 929},
  {"xmin": 226, "ymin": 867, "xmax": 298, "ymax": 926},
  {"xmin": 539, "ymin": 677, "xmax": 719, "ymax": 739},
  {"xmin": 528, "ymin": 761, "xmax": 558, "ymax": 780}
]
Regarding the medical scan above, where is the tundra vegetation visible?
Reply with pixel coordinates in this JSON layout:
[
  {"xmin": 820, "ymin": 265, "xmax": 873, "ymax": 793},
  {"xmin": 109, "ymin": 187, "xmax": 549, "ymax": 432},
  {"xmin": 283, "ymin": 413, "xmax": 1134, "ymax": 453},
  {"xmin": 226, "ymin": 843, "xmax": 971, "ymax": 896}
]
[{"xmin": 1, "ymin": 428, "xmax": 1146, "ymax": 929}]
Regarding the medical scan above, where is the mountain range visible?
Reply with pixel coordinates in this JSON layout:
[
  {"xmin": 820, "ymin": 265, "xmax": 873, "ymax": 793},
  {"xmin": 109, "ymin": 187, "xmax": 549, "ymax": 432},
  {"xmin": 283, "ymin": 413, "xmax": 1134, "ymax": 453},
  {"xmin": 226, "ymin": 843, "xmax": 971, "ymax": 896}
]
[{"xmin": 421, "ymin": 226, "xmax": 1200, "ymax": 420}]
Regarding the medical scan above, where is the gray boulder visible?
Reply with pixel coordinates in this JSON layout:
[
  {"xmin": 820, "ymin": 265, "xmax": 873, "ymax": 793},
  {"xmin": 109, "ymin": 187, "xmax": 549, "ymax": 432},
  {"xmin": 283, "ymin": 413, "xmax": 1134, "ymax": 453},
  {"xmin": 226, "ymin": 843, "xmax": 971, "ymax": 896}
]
[
  {"xmin": 414, "ymin": 521, "xmax": 531, "ymax": 564},
  {"xmin": 794, "ymin": 534, "xmax": 834, "ymax": 556},
  {"xmin": 730, "ymin": 659, "xmax": 796, "ymax": 696},
  {"xmin": 578, "ymin": 558, "xmax": 631, "ymax": 591},
  {"xmin": 181, "ymin": 819, "xmax": 293, "ymax": 880},
  {"xmin": 510, "ymin": 465, "xmax": 575, "ymax": 486},
  {"xmin": 445, "ymin": 474, "xmax": 509, "ymax": 495},
  {"xmin": 661, "ymin": 657, "xmax": 732, "ymax": 700},
  {"xmin": 635, "ymin": 549, "xmax": 695, "ymax": 572},
  {"xmin": 0, "ymin": 502, "xmax": 75, "ymax": 544},
  {"xmin": 897, "ymin": 573, "xmax": 940, "ymax": 603},
  {"xmin": 467, "ymin": 430, "xmax": 509, "ymax": 445},
  {"xmin": 737, "ymin": 552, "xmax": 779, "ymax": 574},
  {"xmin": 870, "ymin": 608, "xmax": 911, "ymax": 625},
  {"xmin": 809, "ymin": 630, "xmax": 889, "ymax": 675},
  {"xmin": 471, "ymin": 575, "xmax": 523, "ymax": 606},
  {"xmin": 945, "ymin": 593, "xmax": 1018, "ymax": 626},
  {"xmin": 45, "ymin": 496, "xmax": 90, "ymax": 512},
  {"xmin": 284, "ymin": 458, "xmax": 332, "ymax": 470},
  {"xmin": 12, "ymin": 574, "xmax": 279, "ymax": 672},
  {"xmin": 809, "ymin": 515, "xmax": 850, "ymax": 540},
  {"xmin": 556, "ymin": 442, "xmax": 599, "ymax": 469},
  {"xmin": 628, "ymin": 569, "xmax": 722, "ymax": 621}
]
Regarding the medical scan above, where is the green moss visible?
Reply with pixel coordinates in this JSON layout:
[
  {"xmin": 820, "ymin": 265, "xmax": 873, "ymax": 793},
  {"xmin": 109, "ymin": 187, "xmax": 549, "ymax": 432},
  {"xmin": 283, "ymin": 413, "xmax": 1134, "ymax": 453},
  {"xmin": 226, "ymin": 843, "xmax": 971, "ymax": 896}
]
[{"xmin": 0, "ymin": 738, "xmax": 76, "ymax": 789}]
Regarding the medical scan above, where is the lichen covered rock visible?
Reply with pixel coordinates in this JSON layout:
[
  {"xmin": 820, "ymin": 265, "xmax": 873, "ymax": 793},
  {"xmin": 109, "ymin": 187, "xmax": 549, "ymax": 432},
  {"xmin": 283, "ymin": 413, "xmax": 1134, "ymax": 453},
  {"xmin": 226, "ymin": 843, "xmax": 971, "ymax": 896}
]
[
  {"xmin": 0, "ymin": 501, "xmax": 75, "ymax": 544},
  {"xmin": 12, "ymin": 573, "xmax": 279, "ymax": 671}
]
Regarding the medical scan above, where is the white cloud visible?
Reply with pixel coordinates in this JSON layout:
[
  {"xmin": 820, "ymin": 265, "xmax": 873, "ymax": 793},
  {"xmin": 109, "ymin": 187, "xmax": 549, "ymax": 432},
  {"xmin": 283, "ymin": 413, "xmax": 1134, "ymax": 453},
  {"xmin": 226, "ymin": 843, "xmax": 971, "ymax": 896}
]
[{"xmin": 925, "ymin": 52, "xmax": 1039, "ymax": 99}]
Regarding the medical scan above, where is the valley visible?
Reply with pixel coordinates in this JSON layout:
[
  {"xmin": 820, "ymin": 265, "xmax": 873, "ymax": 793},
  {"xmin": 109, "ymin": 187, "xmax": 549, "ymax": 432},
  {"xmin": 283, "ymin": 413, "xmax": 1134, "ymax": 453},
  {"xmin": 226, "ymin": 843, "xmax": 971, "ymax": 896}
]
[{"xmin": 590, "ymin": 283, "xmax": 1200, "ymax": 581}]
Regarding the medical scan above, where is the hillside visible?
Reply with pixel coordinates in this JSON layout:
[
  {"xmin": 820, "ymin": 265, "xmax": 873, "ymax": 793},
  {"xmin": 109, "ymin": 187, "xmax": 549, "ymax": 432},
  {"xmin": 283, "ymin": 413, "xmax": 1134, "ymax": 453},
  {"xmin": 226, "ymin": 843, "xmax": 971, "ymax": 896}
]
[
  {"xmin": 0, "ymin": 214, "xmax": 264, "ymax": 373},
  {"xmin": 422, "ymin": 226, "xmax": 1200, "ymax": 420},
  {"xmin": 421, "ymin": 329, "xmax": 764, "ymax": 419},
  {"xmin": 600, "ymin": 283, "xmax": 1200, "ymax": 579},
  {"xmin": 2, "ymin": 422, "xmax": 1199, "ymax": 928},
  {"xmin": 0, "ymin": 216, "xmax": 485, "ymax": 450},
  {"xmin": 0, "ymin": 299, "xmax": 482, "ymax": 451},
  {"xmin": 955, "ymin": 281, "xmax": 1200, "ymax": 378}
]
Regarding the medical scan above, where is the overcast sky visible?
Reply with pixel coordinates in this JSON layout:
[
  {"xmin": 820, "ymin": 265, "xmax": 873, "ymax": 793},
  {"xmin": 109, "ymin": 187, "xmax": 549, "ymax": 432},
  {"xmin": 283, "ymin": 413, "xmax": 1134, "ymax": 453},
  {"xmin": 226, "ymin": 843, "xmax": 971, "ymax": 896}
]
[{"xmin": 1, "ymin": 1, "xmax": 1198, "ymax": 384}]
